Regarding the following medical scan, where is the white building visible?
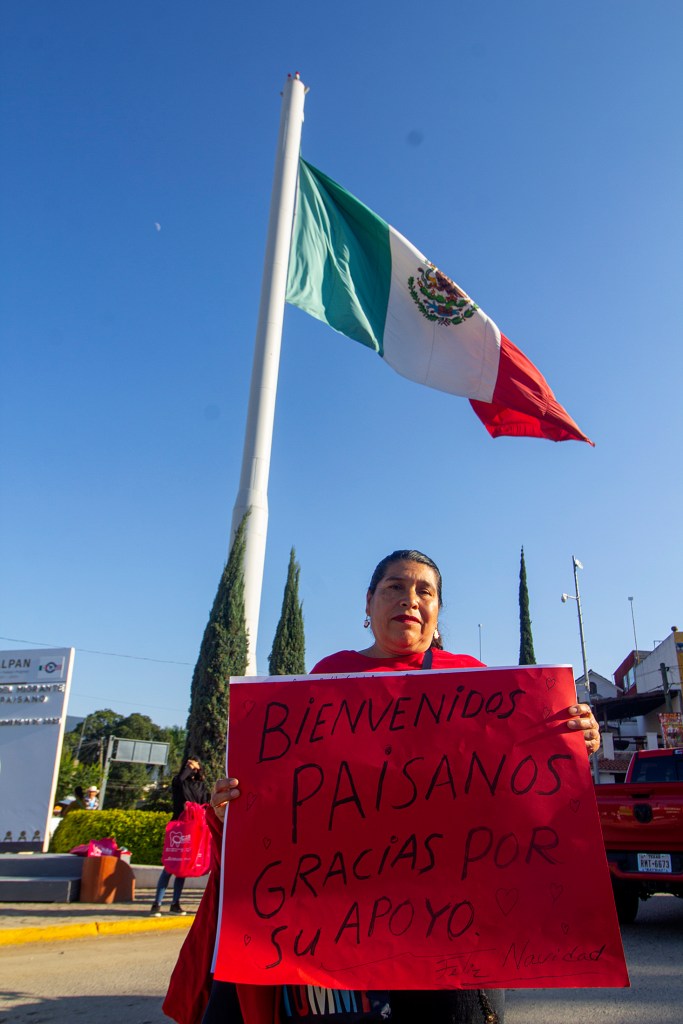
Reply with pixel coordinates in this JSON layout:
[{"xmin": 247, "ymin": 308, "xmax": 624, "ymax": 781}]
[
  {"xmin": 575, "ymin": 669, "xmax": 618, "ymax": 701},
  {"xmin": 631, "ymin": 629, "xmax": 683, "ymax": 696},
  {"xmin": 591, "ymin": 630, "xmax": 683, "ymax": 782}
]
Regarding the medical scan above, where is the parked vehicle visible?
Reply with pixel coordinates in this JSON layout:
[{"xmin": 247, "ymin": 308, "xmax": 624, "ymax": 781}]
[{"xmin": 595, "ymin": 748, "xmax": 683, "ymax": 922}]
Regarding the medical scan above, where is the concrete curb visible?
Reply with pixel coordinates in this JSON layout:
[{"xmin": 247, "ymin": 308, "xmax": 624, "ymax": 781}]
[{"xmin": 0, "ymin": 915, "xmax": 193, "ymax": 946}]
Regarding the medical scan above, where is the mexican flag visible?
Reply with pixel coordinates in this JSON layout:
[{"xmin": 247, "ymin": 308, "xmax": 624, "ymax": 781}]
[{"xmin": 286, "ymin": 159, "xmax": 592, "ymax": 445}]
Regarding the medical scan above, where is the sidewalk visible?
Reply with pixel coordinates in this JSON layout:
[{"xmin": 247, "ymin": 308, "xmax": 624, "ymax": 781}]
[{"xmin": 0, "ymin": 887, "xmax": 201, "ymax": 946}]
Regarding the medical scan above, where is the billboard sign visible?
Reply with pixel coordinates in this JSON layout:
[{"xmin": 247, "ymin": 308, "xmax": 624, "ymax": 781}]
[
  {"xmin": 0, "ymin": 648, "xmax": 75, "ymax": 852},
  {"xmin": 112, "ymin": 739, "xmax": 169, "ymax": 765}
]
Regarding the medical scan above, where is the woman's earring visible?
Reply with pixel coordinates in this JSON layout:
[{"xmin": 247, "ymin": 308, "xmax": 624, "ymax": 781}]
[
  {"xmin": 433, "ymin": 628, "xmax": 440, "ymax": 641},
  {"xmin": 363, "ymin": 615, "xmax": 370, "ymax": 629}
]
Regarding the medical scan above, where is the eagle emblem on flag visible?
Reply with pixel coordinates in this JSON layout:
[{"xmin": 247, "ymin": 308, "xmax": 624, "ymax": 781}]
[{"xmin": 408, "ymin": 264, "xmax": 479, "ymax": 325}]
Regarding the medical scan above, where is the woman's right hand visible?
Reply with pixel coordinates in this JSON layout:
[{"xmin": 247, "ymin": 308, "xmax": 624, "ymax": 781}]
[{"xmin": 210, "ymin": 777, "xmax": 241, "ymax": 823}]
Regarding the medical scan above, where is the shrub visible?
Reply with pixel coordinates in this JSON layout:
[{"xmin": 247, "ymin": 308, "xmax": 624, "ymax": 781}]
[{"xmin": 50, "ymin": 809, "xmax": 171, "ymax": 864}]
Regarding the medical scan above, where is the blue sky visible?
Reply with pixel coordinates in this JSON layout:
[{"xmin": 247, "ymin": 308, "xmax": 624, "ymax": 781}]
[{"xmin": 2, "ymin": 1, "xmax": 681, "ymax": 727}]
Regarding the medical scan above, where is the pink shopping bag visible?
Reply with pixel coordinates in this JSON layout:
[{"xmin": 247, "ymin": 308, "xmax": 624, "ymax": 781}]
[{"xmin": 162, "ymin": 801, "xmax": 211, "ymax": 877}]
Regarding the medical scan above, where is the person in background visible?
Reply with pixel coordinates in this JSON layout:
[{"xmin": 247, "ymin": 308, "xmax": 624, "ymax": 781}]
[
  {"xmin": 166, "ymin": 550, "xmax": 601, "ymax": 1024},
  {"xmin": 61, "ymin": 785, "xmax": 86, "ymax": 817},
  {"xmin": 84, "ymin": 785, "xmax": 99, "ymax": 809},
  {"xmin": 151, "ymin": 756, "xmax": 210, "ymax": 917}
]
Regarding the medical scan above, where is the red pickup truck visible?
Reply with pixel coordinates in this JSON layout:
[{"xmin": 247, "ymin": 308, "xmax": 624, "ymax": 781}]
[{"xmin": 595, "ymin": 747, "xmax": 683, "ymax": 922}]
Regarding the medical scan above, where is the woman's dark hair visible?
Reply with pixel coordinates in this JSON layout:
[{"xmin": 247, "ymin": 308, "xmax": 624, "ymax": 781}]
[
  {"xmin": 187, "ymin": 755, "xmax": 205, "ymax": 778},
  {"xmin": 368, "ymin": 549, "xmax": 444, "ymax": 649}
]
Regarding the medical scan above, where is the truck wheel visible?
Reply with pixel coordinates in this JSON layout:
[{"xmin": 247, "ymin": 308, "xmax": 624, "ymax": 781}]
[{"xmin": 613, "ymin": 882, "xmax": 639, "ymax": 924}]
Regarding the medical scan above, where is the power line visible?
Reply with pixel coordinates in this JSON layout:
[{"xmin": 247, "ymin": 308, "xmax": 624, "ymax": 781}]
[
  {"xmin": 0, "ymin": 635, "xmax": 192, "ymax": 667},
  {"xmin": 70, "ymin": 691, "xmax": 187, "ymax": 715}
]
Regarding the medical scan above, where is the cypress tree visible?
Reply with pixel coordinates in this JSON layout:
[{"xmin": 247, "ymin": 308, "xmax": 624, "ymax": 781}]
[
  {"xmin": 518, "ymin": 546, "xmax": 537, "ymax": 665},
  {"xmin": 268, "ymin": 547, "xmax": 306, "ymax": 675},
  {"xmin": 184, "ymin": 513, "xmax": 249, "ymax": 783}
]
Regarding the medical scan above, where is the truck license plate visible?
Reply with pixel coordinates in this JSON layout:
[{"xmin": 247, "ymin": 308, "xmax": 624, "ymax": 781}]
[{"xmin": 637, "ymin": 853, "xmax": 672, "ymax": 873}]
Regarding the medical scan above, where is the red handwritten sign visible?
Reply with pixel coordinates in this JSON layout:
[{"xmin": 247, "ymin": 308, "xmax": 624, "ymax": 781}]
[{"xmin": 214, "ymin": 667, "xmax": 628, "ymax": 989}]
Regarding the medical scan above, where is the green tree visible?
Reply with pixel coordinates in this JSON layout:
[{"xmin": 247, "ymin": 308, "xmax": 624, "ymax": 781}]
[
  {"xmin": 138, "ymin": 780, "xmax": 174, "ymax": 812},
  {"xmin": 57, "ymin": 709, "xmax": 122, "ymax": 802},
  {"xmin": 58, "ymin": 711, "xmax": 187, "ymax": 810},
  {"xmin": 139, "ymin": 725, "xmax": 187, "ymax": 811},
  {"xmin": 56, "ymin": 747, "xmax": 101, "ymax": 802},
  {"xmin": 67, "ymin": 709, "xmax": 123, "ymax": 766},
  {"xmin": 518, "ymin": 546, "xmax": 537, "ymax": 665},
  {"xmin": 164, "ymin": 725, "xmax": 188, "ymax": 777},
  {"xmin": 268, "ymin": 547, "xmax": 305, "ymax": 675},
  {"xmin": 184, "ymin": 512, "xmax": 249, "ymax": 784},
  {"xmin": 101, "ymin": 714, "xmax": 164, "ymax": 810},
  {"xmin": 78, "ymin": 709, "xmax": 123, "ymax": 741}
]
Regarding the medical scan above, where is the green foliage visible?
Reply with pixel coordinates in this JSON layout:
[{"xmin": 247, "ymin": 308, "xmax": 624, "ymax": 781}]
[
  {"xmin": 184, "ymin": 512, "xmax": 249, "ymax": 785},
  {"xmin": 518, "ymin": 546, "xmax": 537, "ymax": 666},
  {"xmin": 104, "ymin": 762, "xmax": 154, "ymax": 810},
  {"xmin": 60, "ymin": 709, "xmax": 120, "ymax": 773},
  {"xmin": 56, "ymin": 747, "xmax": 101, "ymax": 803},
  {"xmin": 269, "ymin": 547, "xmax": 306, "ymax": 675},
  {"xmin": 139, "ymin": 781, "xmax": 173, "ymax": 812},
  {"xmin": 164, "ymin": 725, "xmax": 188, "ymax": 777},
  {"xmin": 50, "ymin": 809, "xmax": 171, "ymax": 864},
  {"xmin": 57, "ymin": 711, "xmax": 187, "ymax": 809}
]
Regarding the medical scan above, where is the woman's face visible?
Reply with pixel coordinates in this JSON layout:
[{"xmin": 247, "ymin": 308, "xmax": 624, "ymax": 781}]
[{"xmin": 365, "ymin": 559, "xmax": 441, "ymax": 657}]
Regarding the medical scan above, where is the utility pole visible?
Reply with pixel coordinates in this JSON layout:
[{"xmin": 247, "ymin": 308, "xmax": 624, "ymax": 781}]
[
  {"xmin": 562, "ymin": 556, "xmax": 600, "ymax": 784},
  {"xmin": 628, "ymin": 596, "xmax": 639, "ymax": 688},
  {"xmin": 99, "ymin": 735, "xmax": 115, "ymax": 809},
  {"xmin": 660, "ymin": 662, "xmax": 673, "ymax": 713},
  {"xmin": 75, "ymin": 713, "xmax": 89, "ymax": 761}
]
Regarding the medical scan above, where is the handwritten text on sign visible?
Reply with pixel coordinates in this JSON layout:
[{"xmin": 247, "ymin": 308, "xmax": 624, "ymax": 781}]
[{"xmin": 215, "ymin": 667, "xmax": 628, "ymax": 989}]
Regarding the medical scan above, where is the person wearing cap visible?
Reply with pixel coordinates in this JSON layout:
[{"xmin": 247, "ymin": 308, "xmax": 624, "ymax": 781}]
[
  {"xmin": 84, "ymin": 786, "xmax": 99, "ymax": 810},
  {"xmin": 151, "ymin": 757, "xmax": 210, "ymax": 917}
]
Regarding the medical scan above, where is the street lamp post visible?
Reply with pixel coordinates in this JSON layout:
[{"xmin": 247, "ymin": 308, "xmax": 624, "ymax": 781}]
[
  {"xmin": 628, "ymin": 596, "xmax": 639, "ymax": 688},
  {"xmin": 562, "ymin": 555, "xmax": 600, "ymax": 783},
  {"xmin": 75, "ymin": 713, "xmax": 89, "ymax": 761}
]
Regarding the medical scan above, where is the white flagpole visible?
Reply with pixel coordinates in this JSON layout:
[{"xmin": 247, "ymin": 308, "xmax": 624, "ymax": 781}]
[{"xmin": 230, "ymin": 73, "xmax": 307, "ymax": 675}]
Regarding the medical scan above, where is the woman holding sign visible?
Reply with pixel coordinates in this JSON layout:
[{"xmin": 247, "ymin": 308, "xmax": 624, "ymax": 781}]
[{"xmin": 166, "ymin": 549, "xmax": 600, "ymax": 1024}]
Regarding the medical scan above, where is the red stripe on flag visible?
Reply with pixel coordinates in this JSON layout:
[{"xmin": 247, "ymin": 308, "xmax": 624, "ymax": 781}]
[{"xmin": 469, "ymin": 334, "xmax": 593, "ymax": 445}]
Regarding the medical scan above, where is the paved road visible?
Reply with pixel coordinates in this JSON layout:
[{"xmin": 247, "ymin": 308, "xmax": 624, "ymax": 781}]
[
  {"xmin": 1, "ymin": 895, "xmax": 682, "ymax": 1024},
  {"xmin": 0, "ymin": 929, "xmax": 185, "ymax": 1024},
  {"xmin": 507, "ymin": 894, "xmax": 683, "ymax": 1023}
]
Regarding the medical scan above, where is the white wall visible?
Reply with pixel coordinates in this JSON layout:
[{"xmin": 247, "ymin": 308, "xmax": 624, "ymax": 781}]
[{"xmin": 636, "ymin": 633, "xmax": 681, "ymax": 694}]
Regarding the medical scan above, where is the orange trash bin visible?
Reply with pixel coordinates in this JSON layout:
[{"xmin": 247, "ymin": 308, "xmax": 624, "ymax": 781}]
[{"xmin": 80, "ymin": 855, "xmax": 136, "ymax": 903}]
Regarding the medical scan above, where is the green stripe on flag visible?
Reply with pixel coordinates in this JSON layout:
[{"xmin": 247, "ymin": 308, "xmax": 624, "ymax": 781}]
[{"xmin": 286, "ymin": 160, "xmax": 392, "ymax": 355}]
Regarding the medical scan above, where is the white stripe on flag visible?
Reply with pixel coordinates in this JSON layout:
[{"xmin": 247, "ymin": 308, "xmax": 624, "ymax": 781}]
[{"xmin": 383, "ymin": 226, "xmax": 501, "ymax": 401}]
